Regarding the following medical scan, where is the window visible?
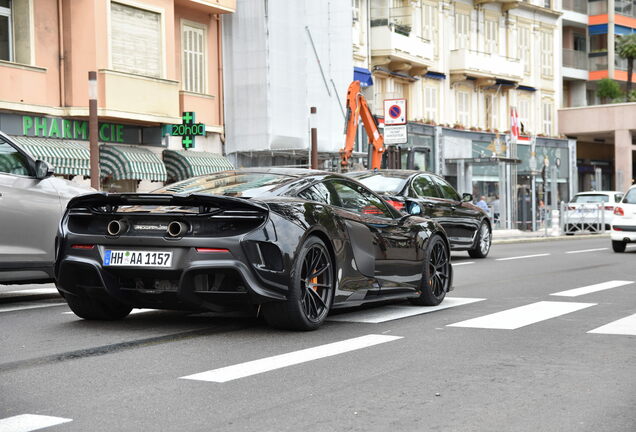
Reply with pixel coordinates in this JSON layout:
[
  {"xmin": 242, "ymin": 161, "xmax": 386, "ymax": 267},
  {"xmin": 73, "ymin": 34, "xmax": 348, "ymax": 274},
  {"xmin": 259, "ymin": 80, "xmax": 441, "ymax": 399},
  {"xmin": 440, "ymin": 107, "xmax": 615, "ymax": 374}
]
[
  {"xmin": 542, "ymin": 100, "xmax": 553, "ymax": 136},
  {"xmin": 422, "ymin": 2, "xmax": 437, "ymax": 52},
  {"xmin": 455, "ymin": 13, "xmax": 470, "ymax": 50},
  {"xmin": 0, "ymin": 0, "xmax": 10, "ymax": 61},
  {"xmin": 111, "ymin": 2, "xmax": 162, "ymax": 77},
  {"xmin": 0, "ymin": 138, "xmax": 30, "ymax": 176},
  {"xmin": 424, "ymin": 85, "xmax": 438, "ymax": 122},
  {"xmin": 298, "ymin": 183, "xmax": 334, "ymax": 205},
  {"xmin": 456, "ymin": 90, "xmax": 470, "ymax": 127},
  {"xmin": 412, "ymin": 175, "xmax": 440, "ymax": 198},
  {"xmin": 518, "ymin": 26, "xmax": 531, "ymax": 75},
  {"xmin": 182, "ymin": 22, "xmax": 206, "ymax": 93},
  {"xmin": 432, "ymin": 176, "xmax": 460, "ymax": 201},
  {"xmin": 484, "ymin": 93, "xmax": 497, "ymax": 130},
  {"xmin": 518, "ymin": 97, "xmax": 530, "ymax": 134},
  {"xmin": 485, "ymin": 19, "xmax": 498, "ymax": 54},
  {"xmin": 329, "ymin": 180, "xmax": 393, "ymax": 218},
  {"xmin": 541, "ymin": 30, "xmax": 553, "ymax": 77}
]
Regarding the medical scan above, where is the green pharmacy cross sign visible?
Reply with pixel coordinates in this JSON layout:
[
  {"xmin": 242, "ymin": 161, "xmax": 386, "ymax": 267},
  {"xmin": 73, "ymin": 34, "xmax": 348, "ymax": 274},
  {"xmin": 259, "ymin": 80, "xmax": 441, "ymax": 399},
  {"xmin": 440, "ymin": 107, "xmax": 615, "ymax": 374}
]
[{"xmin": 170, "ymin": 112, "xmax": 206, "ymax": 149}]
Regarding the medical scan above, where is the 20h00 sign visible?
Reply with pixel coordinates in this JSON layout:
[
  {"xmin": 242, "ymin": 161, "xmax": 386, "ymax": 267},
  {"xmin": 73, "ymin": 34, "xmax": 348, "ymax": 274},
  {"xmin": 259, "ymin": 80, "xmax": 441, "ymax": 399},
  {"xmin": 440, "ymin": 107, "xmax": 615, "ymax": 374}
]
[{"xmin": 104, "ymin": 250, "xmax": 173, "ymax": 268}]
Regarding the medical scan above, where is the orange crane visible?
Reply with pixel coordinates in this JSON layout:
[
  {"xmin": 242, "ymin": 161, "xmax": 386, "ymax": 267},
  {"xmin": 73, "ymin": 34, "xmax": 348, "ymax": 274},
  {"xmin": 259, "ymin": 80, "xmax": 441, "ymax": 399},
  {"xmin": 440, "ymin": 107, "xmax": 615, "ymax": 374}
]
[{"xmin": 339, "ymin": 80, "xmax": 385, "ymax": 171}]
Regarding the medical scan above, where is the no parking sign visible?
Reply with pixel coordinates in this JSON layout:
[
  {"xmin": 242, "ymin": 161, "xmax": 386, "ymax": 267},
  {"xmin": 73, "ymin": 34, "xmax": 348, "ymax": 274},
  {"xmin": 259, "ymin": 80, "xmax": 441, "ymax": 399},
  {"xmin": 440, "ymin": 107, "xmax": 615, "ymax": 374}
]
[{"xmin": 384, "ymin": 99, "xmax": 406, "ymax": 125}]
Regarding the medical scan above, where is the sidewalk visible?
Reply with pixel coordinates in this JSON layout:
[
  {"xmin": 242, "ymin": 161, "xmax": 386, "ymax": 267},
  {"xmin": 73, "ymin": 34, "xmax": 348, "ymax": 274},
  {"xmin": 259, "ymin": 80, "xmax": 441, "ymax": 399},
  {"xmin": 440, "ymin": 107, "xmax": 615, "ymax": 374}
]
[{"xmin": 493, "ymin": 229, "xmax": 610, "ymax": 244}]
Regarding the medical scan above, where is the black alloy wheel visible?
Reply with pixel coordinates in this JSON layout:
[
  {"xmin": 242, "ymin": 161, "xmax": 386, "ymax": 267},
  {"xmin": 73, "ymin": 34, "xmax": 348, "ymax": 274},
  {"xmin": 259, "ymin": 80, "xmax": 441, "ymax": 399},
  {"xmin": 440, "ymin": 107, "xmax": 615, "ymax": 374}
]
[
  {"xmin": 468, "ymin": 221, "xmax": 491, "ymax": 258},
  {"xmin": 263, "ymin": 236, "xmax": 334, "ymax": 331},
  {"xmin": 410, "ymin": 235, "xmax": 450, "ymax": 306}
]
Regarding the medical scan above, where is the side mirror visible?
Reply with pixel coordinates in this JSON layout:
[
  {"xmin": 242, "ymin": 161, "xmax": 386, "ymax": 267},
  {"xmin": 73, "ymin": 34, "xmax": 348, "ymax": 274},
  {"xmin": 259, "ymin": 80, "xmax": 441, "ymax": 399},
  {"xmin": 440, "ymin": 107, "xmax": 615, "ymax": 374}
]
[
  {"xmin": 35, "ymin": 160, "xmax": 54, "ymax": 180},
  {"xmin": 405, "ymin": 200, "xmax": 422, "ymax": 216},
  {"xmin": 462, "ymin": 193, "xmax": 473, "ymax": 203}
]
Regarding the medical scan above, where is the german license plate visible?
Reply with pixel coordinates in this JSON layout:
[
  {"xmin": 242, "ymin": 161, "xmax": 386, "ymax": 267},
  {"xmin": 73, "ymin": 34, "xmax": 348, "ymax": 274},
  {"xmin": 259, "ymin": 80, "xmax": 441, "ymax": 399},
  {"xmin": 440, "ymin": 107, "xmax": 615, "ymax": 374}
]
[{"xmin": 104, "ymin": 250, "xmax": 173, "ymax": 267}]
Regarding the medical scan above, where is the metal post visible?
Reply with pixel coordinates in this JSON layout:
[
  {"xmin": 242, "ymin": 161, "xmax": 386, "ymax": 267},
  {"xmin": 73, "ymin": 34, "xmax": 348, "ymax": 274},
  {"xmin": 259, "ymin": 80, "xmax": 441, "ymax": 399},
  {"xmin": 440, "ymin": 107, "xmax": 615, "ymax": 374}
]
[
  {"xmin": 498, "ymin": 162, "xmax": 508, "ymax": 229},
  {"xmin": 88, "ymin": 71, "xmax": 100, "ymax": 190},
  {"xmin": 310, "ymin": 107, "xmax": 318, "ymax": 169},
  {"xmin": 531, "ymin": 175, "xmax": 537, "ymax": 232}
]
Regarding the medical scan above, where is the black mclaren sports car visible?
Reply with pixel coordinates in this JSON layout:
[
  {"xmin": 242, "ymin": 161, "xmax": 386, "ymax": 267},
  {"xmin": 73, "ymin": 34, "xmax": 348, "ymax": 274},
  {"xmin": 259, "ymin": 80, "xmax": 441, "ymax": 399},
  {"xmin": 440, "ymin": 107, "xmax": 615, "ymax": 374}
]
[{"xmin": 55, "ymin": 169, "xmax": 453, "ymax": 330}]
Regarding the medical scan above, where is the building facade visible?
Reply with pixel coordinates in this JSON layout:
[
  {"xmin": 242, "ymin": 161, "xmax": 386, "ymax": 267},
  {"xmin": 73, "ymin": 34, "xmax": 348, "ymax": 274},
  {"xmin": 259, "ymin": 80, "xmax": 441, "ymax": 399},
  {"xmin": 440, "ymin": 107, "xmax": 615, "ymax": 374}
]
[
  {"xmin": 560, "ymin": 0, "xmax": 636, "ymax": 192},
  {"xmin": 353, "ymin": 0, "xmax": 575, "ymax": 230},
  {"xmin": 0, "ymin": 0, "xmax": 234, "ymax": 192}
]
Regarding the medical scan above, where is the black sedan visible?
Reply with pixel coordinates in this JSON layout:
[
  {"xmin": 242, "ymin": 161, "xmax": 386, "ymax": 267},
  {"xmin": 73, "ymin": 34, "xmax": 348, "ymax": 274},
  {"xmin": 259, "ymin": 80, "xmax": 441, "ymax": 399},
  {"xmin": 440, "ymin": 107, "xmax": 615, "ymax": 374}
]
[
  {"xmin": 55, "ymin": 169, "xmax": 453, "ymax": 331},
  {"xmin": 347, "ymin": 170, "xmax": 491, "ymax": 258}
]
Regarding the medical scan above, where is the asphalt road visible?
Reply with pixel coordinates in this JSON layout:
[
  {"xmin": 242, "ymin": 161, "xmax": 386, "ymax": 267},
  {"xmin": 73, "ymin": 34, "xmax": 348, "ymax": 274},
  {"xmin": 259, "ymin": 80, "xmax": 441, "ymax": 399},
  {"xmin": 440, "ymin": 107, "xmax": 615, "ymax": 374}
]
[{"xmin": 1, "ymin": 237, "xmax": 634, "ymax": 432}]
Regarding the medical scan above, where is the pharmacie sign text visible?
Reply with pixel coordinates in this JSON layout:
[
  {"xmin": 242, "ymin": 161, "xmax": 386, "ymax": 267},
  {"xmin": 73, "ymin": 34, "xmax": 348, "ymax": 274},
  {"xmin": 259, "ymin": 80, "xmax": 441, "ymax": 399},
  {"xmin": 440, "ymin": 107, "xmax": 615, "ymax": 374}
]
[{"xmin": 22, "ymin": 115, "xmax": 126, "ymax": 143}]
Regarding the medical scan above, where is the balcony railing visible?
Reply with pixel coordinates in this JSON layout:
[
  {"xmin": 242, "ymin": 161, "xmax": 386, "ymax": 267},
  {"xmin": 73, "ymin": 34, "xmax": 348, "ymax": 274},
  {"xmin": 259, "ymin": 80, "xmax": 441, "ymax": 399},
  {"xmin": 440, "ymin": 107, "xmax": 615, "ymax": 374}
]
[
  {"xmin": 563, "ymin": 49, "xmax": 588, "ymax": 70},
  {"xmin": 588, "ymin": 0, "xmax": 608, "ymax": 14},
  {"xmin": 562, "ymin": 0, "xmax": 587, "ymax": 13},
  {"xmin": 449, "ymin": 49, "xmax": 523, "ymax": 82}
]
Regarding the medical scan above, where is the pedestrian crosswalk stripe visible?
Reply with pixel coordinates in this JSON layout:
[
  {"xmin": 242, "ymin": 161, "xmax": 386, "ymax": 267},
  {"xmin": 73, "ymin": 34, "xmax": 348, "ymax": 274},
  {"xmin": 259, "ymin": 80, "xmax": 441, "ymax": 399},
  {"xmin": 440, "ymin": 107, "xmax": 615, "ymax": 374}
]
[
  {"xmin": 180, "ymin": 334, "xmax": 403, "ymax": 383},
  {"xmin": 0, "ymin": 414, "xmax": 72, "ymax": 432},
  {"xmin": 3, "ymin": 288, "xmax": 59, "ymax": 296},
  {"xmin": 0, "ymin": 302, "xmax": 66, "ymax": 314},
  {"xmin": 588, "ymin": 313, "xmax": 636, "ymax": 336},
  {"xmin": 565, "ymin": 248, "xmax": 608, "ymax": 254},
  {"xmin": 551, "ymin": 280, "xmax": 633, "ymax": 297},
  {"xmin": 452, "ymin": 262, "xmax": 475, "ymax": 266},
  {"xmin": 447, "ymin": 301, "xmax": 596, "ymax": 330},
  {"xmin": 496, "ymin": 253, "xmax": 550, "ymax": 261},
  {"xmin": 327, "ymin": 297, "xmax": 485, "ymax": 323}
]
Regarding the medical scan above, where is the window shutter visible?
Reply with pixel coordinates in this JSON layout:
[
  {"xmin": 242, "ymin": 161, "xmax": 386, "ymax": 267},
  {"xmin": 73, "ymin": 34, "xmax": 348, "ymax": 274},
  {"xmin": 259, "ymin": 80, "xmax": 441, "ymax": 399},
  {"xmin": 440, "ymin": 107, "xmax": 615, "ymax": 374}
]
[
  {"xmin": 111, "ymin": 2, "xmax": 161, "ymax": 77},
  {"xmin": 182, "ymin": 24, "xmax": 206, "ymax": 93}
]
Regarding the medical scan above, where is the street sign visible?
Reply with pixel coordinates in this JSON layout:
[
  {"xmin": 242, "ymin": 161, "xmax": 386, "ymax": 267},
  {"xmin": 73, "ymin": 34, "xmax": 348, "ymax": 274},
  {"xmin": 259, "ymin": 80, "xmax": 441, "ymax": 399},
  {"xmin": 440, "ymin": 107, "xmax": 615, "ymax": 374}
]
[
  {"xmin": 384, "ymin": 99, "xmax": 406, "ymax": 125},
  {"xmin": 383, "ymin": 125, "xmax": 408, "ymax": 144}
]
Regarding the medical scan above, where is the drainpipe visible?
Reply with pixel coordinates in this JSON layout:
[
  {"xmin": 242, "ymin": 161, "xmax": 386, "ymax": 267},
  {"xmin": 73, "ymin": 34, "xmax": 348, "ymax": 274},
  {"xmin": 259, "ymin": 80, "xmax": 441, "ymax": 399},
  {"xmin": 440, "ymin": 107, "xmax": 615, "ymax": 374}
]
[
  {"xmin": 216, "ymin": 14, "xmax": 225, "ymax": 154},
  {"xmin": 57, "ymin": 0, "xmax": 65, "ymax": 107}
]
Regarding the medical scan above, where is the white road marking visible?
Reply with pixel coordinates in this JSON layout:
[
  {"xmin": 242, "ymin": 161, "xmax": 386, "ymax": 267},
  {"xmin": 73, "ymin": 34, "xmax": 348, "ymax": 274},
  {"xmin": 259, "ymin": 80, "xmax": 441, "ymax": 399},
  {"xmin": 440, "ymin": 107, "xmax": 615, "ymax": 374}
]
[
  {"xmin": 3, "ymin": 288, "xmax": 59, "ymax": 296},
  {"xmin": 551, "ymin": 280, "xmax": 634, "ymax": 297},
  {"xmin": 0, "ymin": 302, "xmax": 66, "ymax": 314},
  {"xmin": 565, "ymin": 248, "xmax": 608, "ymax": 254},
  {"xmin": 452, "ymin": 261, "xmax": 475, "ymax": 266},
  {"xmin": 63, "ymin": 308, "xmax": 157, "ymax": 316},
  {"xmin": 588, "ymin": 313, "xmax": 636, "ymax": 336},
  {"xmin": 0, "ymin": 414, "xmax": 72, "ymax": 432},
  {"xmin": 327, "ymin": 297, "xmax": 485, "ymax": 323},
  {"xmin": 495, "ymin": 253, "xmax": 550, "ymax": 261},
  {"xmin": 447, "ymin": 301, "xmax": 596, "ymax": 330},
  {"xmin": 180, "ymin": 334, "xmax": 403, "ymax": 383}
]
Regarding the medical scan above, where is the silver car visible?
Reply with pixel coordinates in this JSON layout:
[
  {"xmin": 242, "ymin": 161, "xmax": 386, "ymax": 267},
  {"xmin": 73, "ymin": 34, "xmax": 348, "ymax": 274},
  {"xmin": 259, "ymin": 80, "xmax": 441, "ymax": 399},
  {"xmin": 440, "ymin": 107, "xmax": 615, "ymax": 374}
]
[{"xmin": 0, "ymin": 132, "xmax": 92, "ymax": 284}]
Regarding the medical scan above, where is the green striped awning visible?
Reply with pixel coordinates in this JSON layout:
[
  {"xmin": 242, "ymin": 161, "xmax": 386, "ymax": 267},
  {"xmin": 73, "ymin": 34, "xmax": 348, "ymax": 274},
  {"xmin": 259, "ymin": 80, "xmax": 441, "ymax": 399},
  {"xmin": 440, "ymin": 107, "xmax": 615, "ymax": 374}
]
[
  {"xmin": 163, "ymin": 149, "xmax": 234, "ymax": 182},
  {"xmin": 10, "ymin": 136, "xmax": 90, "ymax": 176},
  {"xmin": 100, "ymin": 144, "xmax": 167, "ymax": 182}
]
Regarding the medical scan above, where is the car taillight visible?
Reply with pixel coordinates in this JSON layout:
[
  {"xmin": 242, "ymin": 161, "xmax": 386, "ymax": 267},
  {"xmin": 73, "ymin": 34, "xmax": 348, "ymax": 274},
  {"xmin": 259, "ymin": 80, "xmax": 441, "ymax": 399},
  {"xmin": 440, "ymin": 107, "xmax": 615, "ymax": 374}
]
[
  {"xmin": 605, "ymin": 206, "xmax": 614, "ymax": 211},
  {"xmin": 386, "ymin": 200, "xmax": 405, "ymax": 211},
  {"xmin": 614, "ymin": 207, "xmax": 624, "ymax": 216},
  {"xmin": 567, "ymin": 206, "xmax": 576, "ymax": 210},
  {"xmin": 196, "ymin": 248, "xmax": 230, "ymax": 253},
  {"xmin": 613, "ymin": 226, "xmax": 623, "ymax": 231},
  {"xmin": 362, "ymin": 205, "xmax": 384, "ymax": 215},
  {"xmin": 71, "ymin": 244, "xmax": 94, "ymax": 249}
]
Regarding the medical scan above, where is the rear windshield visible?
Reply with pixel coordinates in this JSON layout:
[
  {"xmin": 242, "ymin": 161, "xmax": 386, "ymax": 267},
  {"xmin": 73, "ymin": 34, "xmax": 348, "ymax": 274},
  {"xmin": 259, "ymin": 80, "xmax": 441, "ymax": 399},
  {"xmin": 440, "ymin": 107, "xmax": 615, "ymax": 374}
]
[
  {"xmin": 623, "ymin": 189, "xmax": 636, "ymax": 204},
  {"xmin": 350, "ymin": 174, "xmax": 408, "ymax": 194},
  {"xmin": 155, "ymin": 172, "xmax": 293, "ymax": 198},
  {"xmin": 571, "ymin": 194, "xmax": 611, "ymax": 204}
]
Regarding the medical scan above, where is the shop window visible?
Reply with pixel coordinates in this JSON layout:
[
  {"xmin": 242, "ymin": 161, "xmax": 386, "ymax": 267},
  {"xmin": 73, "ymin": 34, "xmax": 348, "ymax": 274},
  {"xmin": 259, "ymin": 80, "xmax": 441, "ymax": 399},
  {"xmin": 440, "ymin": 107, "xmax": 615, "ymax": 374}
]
[
  {"xmin": 182, "ymin": 22, "xmax": 207, "ymax": 94},
  {"xmin": 0, "ymin": 0, "xmax": 33, "ymax": 64},
  {"xmin": 111, "ymin": 2, "xmax": 162, "ymax": 78}
]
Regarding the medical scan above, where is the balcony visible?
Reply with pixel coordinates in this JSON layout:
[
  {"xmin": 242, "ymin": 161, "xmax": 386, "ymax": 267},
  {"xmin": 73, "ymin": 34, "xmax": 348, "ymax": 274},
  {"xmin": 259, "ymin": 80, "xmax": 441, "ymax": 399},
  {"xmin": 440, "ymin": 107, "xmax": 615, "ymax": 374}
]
[
  {"xmin": 448, "ymin": 49, "xmax": 523, "ymax": 84},
  {"xmin": 174, "ymin": 0, "xmax": 235, "ymax": 14},
  {"xmin": 98, "ymin": 69, "xmax": 180, "ymax": 123},
  {"xmin": 370, "ymin": 25, "xmax": 434, "ymax": 74},
  {"xmin": 562, "ymin": 0, "xmax": 587, "ymax": 13}
]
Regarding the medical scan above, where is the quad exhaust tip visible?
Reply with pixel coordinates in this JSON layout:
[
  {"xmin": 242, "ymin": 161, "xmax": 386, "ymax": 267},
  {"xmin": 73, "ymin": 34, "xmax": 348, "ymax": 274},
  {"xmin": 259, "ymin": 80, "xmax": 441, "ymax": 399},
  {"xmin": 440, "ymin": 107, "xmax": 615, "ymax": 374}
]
[
  {"xmin": 107, "ymin": 219, "xmax": 128, "ymax": 236},
  {"xmin": 167, "ymin": 221, "xmax": 189, "ymax": 237}
]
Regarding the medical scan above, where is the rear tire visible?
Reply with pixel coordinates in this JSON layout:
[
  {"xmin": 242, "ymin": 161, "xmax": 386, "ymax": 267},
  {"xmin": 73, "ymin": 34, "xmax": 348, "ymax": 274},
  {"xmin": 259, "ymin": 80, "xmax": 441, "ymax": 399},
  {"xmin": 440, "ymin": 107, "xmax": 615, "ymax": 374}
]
[
  {"xmin": 65, "ymin": 293, "xmax": 132, "ymax": 320},
  {"xmin": 262, "ymin": 236, "xmax": 334, "ymax": 331},
  {"xmin": 410, "ymin": 235, "xmax": 450, "ymax": 306},
  {"xmin": 612, "ymin": 240, "xmax": 627, "ymax": 253},
  {"xmin": 468, "ymin": 222, "xmax": 491, "ymax": 258}
]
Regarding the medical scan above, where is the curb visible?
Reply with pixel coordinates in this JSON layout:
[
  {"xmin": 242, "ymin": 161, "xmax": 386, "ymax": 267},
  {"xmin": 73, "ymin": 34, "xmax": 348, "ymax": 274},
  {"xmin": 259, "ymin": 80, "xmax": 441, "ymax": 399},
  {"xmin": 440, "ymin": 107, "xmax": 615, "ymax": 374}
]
[{"xmin": 493, "ymin": 233, "xmax": 610, "ymax": 245}]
